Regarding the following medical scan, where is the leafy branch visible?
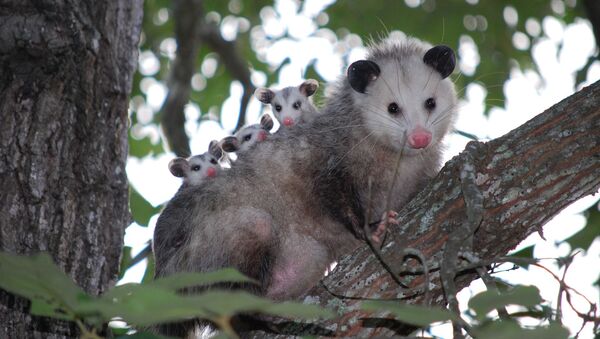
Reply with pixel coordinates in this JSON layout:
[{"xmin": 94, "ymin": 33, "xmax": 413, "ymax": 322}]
[{"xmin": 0, "ymin": 252, "xmax": 331, "ymax": 339}]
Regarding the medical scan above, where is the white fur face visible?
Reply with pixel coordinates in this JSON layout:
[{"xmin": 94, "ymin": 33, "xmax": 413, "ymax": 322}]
[
  {"xmin": 185, "ymin": 154, "xmax": 220, "ymax": 185},
  {"xmin": 352, "ymin": 54, "xmax": 457, "ymax": 156},
  {"xmin": 271, "ymin": 87, "xmax": 313, "ymax": 127},
  {"xmin": 234, "ymin": 125, "xmax": 269, "ymax": 153}
]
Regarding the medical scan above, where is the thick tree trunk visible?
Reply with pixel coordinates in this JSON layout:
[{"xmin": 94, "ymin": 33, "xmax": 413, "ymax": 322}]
[
  {"xmin": 249, "ymin": 80, "xmax": 600, "ymax": 337},
  {"xmin": 0, "ymin": 2, "xmax": 142, "ymax": 338}
]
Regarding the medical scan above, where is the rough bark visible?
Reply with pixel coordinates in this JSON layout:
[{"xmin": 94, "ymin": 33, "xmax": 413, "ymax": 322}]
[
  {"xmin": 247, "ymin": 80, "xmax": 600, "ymax": 337},
  {"xmin": 0, "ymin": 1, "xmax": 142, "ymax": 338}
]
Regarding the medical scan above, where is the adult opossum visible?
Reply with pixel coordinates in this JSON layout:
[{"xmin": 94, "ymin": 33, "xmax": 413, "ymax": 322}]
[{"xmin": 153, "ymin": 36, "xmax": 457, "ymax": 330}]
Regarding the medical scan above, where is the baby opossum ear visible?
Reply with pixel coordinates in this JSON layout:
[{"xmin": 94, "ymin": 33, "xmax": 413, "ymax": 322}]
[
  {"xmin": 254, "ymin": 88, "xmax": 275, "ymax": 104},
  {"xmin": 347, "ymin": 60, "xmax": 381, "ymax": 93},
  {"xmin": 169, "ymin": 157, "xmax": 189, "ymax": 178},
  {"xmin": 260, "ymin": 114, "xmax": 274, "ymax": 131},
  {"xmin": 208, "ymin": 140, "xmax": 223, "ymax": 159},
  {"xmin": 220, "ymin": 136, "xmax": 240, "ymax": 152},
  {"xmin": 299, "ymin": 79, "xmax": 319, "ymax": 97},
  {"xmin": 423, "ymin": 45, "xmax": 455, "ymax": 79}
]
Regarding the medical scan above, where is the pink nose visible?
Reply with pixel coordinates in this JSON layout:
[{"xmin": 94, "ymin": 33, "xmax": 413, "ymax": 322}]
[
  {"xmin": 283, "ymin": 117, "xmax": 294, "ymax": 126},
  {"xmin": 408, "ymin": 129, "xmax": 432, "ymax": 149},
  {"xmin": 206, "ymin": 167, "xmax": 217, "ymax": 178},
  {"xmin": 257, "ymin": 130, "xmax": 267, "ymax": 141}
]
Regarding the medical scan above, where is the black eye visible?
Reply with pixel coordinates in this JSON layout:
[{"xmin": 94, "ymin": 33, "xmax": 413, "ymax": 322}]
[
  {"xmin": 243, "ymin": 134, "xmax": 252, "ymax": 142},
  {"xmin": 210, "ymin": 158, "xmax": 217, "ymax": 164},
  {"xmin": 274, "ymin": 104, "xmax": 282, "ymax": 112},
  {"xmin": 425, "ymin": 98, "xmax": 436, "ymax": 110},
  {"xmin": 191, "ymin": 165, "xmax": 201, "ymax": 171},
  {"xmin": 388, "ymin": 102, "xmax": 400, "ymax": 115},
  {"xmin": 293, "ymin": 101, "xmax": 301, "ymax": 110}
]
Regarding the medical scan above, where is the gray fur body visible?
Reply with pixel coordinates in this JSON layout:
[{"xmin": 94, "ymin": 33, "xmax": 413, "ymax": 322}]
[{"xmin": 154, "ymin": 37, "xmax": 457, "ymax": 317}]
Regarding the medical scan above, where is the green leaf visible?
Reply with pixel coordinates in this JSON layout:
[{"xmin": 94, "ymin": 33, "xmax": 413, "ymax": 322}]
[
  {"xmin": 129, "ymin": 186, "xmax": 162, "ymax": 226},
  {"xmin": 188, "ymin": 290, "xmax": 332, "ymax": 319},
  {"xmin": 142, "ymin": 252, "xmax": 156, "ymax": 284},
  {"xmin": 563, "ymin": 202, "xmax": 600, "ymax": 252},
  {"xmin": 149, "ymin": 268, "xmax": 256, "ymax": 290},
  {"xmin": 117, "ymin": 332, "xmax": 174, "ymax": 339},
  {"xmin": 361, "ymin": 301, "xmax": 457, "ymax": 326},
  {"xmin": 509, "ymin": 245, "xmax": 534, "ymax": 268},
  {"xmin": 0, "ymin": 252, "xmax": 86, "ymax": 318},
  {"xmin": 475, "ymin": 321, "xmax": 569, "ymax": 339},
  {"xmin": 79, "ymin": 285, "xmax": 209, "ymax": 327},
  {"xmin": 468, "ymin": 285, "xmax": 542, "ymax": 320},
  {"xmin": 29, "ymin": 299, "xmax": 73, "ymax": 320},
  {"xmin": 128, "ymin": 131, "xmax": 164, "ymax": 158},
  {"xmin": 119, "ymin": 246, "xmax": 134, "ymax": 280}
]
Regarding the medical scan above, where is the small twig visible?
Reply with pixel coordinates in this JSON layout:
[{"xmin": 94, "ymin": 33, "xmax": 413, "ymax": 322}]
[
  {"xmin": 461, "ymin": 252, "xmax": 509, "ymax": 320},
  {"xmin": 129, "ymin": 242, "xmax": 152, "ymax": 268},
  {"xmin": 555, "ymin": 256, "xmax": 573, "ymax": 324},
  {"xmin": 75, "ymin": 319, "xmax": 102, "ymax": 339}
]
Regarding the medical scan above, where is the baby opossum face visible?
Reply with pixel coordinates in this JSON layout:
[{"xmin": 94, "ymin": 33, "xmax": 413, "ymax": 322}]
[
  {"xmin": 169, "ymin": 144, "xmax": 222, "ymax": 185},
  {"xmin": 348, "ymin": 45, "xmax": 457, "ymax": 155},
  {"xmin": 221, "ymin": 115, "xmax": 274, "ymax": 154},
  {"xmin": 255, "ymin": 80, "xmax": 318, "ymax": 128}
]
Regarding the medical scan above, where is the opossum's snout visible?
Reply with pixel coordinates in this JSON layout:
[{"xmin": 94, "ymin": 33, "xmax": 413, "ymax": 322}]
[
  {"xmin": 206, "ymin": 167, "xmax": 217, "ymax": 178},
  {"xmin": 257, "ymin": 130, "xmax": 268, "ymax": 141},
  {"xmin": 408, "ymin": 127, "xmax": 432, "ymax": 149},
  {"xmin": 283, "ymin": 117, "xmax": 294, "ymax": 127}
]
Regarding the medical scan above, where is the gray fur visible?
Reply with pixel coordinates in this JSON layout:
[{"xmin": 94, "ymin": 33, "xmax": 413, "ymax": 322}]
[{"xmin": 154, "ymin": 36, "xmax": 457, "ymax": 333}]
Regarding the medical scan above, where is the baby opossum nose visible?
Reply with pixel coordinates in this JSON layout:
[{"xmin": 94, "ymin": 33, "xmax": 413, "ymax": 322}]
[
  {"xmin": 283, "ymin": 117, "xmax": 294, "ymax": 127},
  {"xmin": 257, "ymin": 130, "xmax": 267, "ymax": 141},
  {"xmin": 408, "ymin": 128, "xmax": 432, "ymax": 149},
  {"xmin": 206, "ymin": 167, "xmax": 217, "ymax": 178}
]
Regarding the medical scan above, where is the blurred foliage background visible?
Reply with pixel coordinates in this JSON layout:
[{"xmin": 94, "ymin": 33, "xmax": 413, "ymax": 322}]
[{"xmin": 122, "ymin": 0, "xmax": 599, "ymax": 335}]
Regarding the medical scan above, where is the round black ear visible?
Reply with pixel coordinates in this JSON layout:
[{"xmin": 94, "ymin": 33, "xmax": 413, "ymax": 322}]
[
  {"xmin": 423, "ymin": 45, "xmax": 455, "ymax": 79},
  {"xmin": 168, "ymin": 157, "xmax": 188, "ymax": 178},
  {"xmin": 347, "ymin": 60, "xmax": 381, "ymax": 93},
  {"xmin": 254, "ymin": 88, "xmax": 275, "ymax": 104},
  {"xmin": 220, "ymin": 136, "xmax": 240, "ymax": 152},
  {"xmin": 260, "ymin": 114, "xmax": 274, "ymax": 131},
  {"xmin": 208, "ymin": 140, "xmax": 223, "ymax": 159},
  {"xmin": 299, "ymin": 79, "xmax": 319, "ymax": 97}
]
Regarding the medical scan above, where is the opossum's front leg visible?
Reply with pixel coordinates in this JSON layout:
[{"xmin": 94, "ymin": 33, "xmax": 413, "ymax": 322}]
[{"xmin": 370, "ymin": 210, "xmax": 399, "ymax": 243}]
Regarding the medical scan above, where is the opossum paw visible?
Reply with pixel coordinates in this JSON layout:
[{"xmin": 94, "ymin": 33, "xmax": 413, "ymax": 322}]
[{"xmin": 371, "ymin": 210, "xmax": 398, "ymax": 243}]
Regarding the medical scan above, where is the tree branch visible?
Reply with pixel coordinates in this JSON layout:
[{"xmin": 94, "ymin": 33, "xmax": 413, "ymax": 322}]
[
  {"xmin": 199, "ymin": 21, "xmax": 255, "ymax": 132},
  {"xmin": 247, "ymin": 80, "xmax": 600, "ymax": 337},
  {"xmin": 159, "ymin": 2, "xmax": 255, "ymax": 156},
  {"xmin": 583, "ymin": 0, "xmax": 600, "ymax": 57},
  {"xmin": 159, "ymin": 0, "xmax": 204, "ymax": 157}
]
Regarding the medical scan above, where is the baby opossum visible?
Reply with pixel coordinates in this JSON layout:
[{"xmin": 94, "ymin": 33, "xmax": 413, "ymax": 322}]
[
  {"xmin": 153, "ymin": 36, "xmax": 457, "ymax": 334},
  {"xmin": 168, "ymin": 140, "xmax": 223, "ymax": 186},
  {"xmin": 255, "ymin": 79, "xmax": 320, "ymax": 127},
  {"xmin": 220, "ymin": 114, "xmax": 274, "ymax": 154}
]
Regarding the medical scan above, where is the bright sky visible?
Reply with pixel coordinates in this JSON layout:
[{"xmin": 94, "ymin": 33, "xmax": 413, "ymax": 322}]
[{"xmin": 123, "ymin": 1, "xmax": 600, "ymax": 337}]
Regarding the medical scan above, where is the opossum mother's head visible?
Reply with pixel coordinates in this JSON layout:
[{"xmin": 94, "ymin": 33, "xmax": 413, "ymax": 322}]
[{"xmin": 348, "ymin": 38, "xmax": 457, "ymax": 155}]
